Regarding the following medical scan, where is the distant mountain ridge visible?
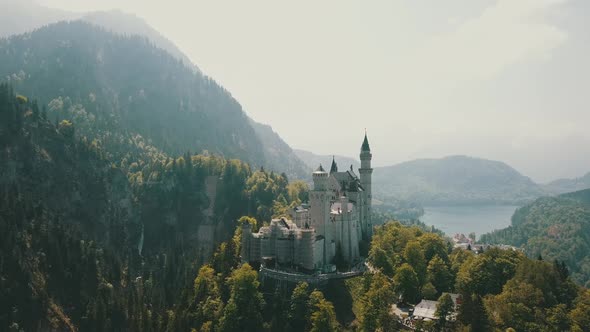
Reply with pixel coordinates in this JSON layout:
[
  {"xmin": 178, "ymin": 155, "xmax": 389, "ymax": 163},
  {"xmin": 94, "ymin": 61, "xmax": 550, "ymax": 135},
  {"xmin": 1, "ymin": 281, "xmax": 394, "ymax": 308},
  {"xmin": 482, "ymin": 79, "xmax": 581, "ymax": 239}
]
[
  {"xmin": 543, "ymin": 172, "xmax": 590, "ymax": 195},
  {"xmin": 373, "ymin": 155, "xmax": 545, "ymax": 205},
  {"xmin": 294, "ymin": 149, "xmax": 360, "ymax": 172}
]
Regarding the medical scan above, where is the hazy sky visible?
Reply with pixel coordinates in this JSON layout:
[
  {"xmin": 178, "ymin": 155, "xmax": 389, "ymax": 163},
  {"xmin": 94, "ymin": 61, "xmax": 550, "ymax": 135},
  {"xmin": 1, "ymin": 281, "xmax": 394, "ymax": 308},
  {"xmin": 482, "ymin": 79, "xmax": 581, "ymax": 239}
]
[{"xmin": 38, "ymin": 0, "xmax": 590, "ymax": 182}]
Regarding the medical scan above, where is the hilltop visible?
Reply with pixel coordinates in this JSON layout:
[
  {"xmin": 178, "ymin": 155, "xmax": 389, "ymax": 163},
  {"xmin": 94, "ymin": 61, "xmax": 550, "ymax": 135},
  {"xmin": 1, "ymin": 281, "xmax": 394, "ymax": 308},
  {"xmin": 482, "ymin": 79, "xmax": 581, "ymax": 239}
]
[
  {"xmin": 544, "ymin": 172, "xmax": 590, "ymax": 195},
  {"xmin": 373, "ymin": 155, "xmax": 545, "ymax": 206}
]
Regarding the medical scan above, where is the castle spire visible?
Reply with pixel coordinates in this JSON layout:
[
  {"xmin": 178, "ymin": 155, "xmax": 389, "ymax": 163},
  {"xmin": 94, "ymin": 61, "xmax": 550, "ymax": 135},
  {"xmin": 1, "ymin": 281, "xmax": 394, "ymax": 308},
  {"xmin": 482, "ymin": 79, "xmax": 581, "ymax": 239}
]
[
  {"xmin": 361, "ymin": 131, "xmax": 371, "ymax": 152},
  {"xmin": 330, "ymin": 156, "xmax": 338, "ymax": 174}
]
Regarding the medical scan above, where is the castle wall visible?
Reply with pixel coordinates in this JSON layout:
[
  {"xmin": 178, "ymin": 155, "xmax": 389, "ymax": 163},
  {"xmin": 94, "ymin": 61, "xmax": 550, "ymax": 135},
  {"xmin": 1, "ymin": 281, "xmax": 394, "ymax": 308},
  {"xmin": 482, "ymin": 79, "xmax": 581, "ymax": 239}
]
[{"xmin": 298, "ymin": 229, "xmax": 314, "ymax": 270}]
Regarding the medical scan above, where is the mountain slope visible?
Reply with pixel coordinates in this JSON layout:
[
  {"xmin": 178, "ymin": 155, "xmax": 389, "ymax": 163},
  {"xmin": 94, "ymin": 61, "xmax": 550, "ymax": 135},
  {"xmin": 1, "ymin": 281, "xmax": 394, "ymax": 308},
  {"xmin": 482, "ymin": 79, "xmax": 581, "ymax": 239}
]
[
  {"xmin": 0, "ymin": 21, "xmax": 267, "ymax": 166},
  {"xmin": 543, "ymin": 172, "xmax": 590, "ymax": 195},
  {"xmin": 0, "ymin": 0, "xmax": 76, "ymax": 38},
  {"xmin": 293, "ymin": 149, "xmax": 360, "ymax": 172},
  {"xmin": 373, "ymin": 155, "xmax": 545, "ymax": 205},
  {"xmin": 0, "ymin": 1, "xmax": 196, "ymax": 72},
  {"xmin": 82, "ymin": 10, "xmax": 199, "ymax": 73},
  {"xmin": 481, "ymin": 189, "xmax": 590, "ymax": 286},
  {"xmin": 250, "ymin": 121, "xmax": 310, "ymax": 179}
]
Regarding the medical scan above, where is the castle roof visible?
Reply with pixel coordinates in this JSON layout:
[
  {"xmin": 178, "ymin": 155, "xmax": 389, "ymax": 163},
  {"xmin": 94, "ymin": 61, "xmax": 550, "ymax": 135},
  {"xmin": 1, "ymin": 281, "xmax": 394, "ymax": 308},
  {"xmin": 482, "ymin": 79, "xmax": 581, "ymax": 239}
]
[
  {"xmin": 331, "ymin": 171, "xmax": 362, "ymax": 192},
  {"xmin": 361, "ymin": 133, "xmax": 371, "ymax": 152},
  {"xmin": 330, "ymin": 156, "xmax": 338, "ymax": 174},
  {"xmin": 314, "ymin": 164, "xmax": 326, "ymax": 173}
]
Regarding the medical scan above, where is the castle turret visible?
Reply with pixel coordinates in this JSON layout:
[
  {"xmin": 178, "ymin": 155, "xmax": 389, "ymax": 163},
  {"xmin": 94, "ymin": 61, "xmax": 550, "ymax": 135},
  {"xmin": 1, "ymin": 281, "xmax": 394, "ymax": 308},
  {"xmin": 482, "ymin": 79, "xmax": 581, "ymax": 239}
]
[
  {"xmin": 312, "ymin": 164, "xmax": 329, "ymax": 191},
  {"xmin": 359, "ymin": 132, "xmax": 373, "ymax": 239},
  {"xmin": 311, "ymin": 164, "xmax": 332, "ymax": 266}
]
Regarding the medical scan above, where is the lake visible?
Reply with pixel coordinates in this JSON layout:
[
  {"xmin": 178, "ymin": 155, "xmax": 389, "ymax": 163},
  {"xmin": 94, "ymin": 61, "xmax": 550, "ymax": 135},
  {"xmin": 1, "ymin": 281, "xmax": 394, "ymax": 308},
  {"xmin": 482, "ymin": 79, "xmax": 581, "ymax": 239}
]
[{"xmin": 420, "ymin": 205, "xmax": 519, "ymax": 239}]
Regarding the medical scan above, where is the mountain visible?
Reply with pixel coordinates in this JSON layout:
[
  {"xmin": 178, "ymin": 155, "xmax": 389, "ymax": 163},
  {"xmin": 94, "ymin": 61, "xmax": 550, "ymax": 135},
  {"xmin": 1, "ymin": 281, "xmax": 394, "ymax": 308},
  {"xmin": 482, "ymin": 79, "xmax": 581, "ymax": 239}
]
[
  {"xmin": 250, "ymin": 121, "xmax": 310, "ymax": 179},
  {"xmin": 0, "ymin": 5, "xmax": 308, "ymax": 179},
  {"xmin": 0, "ymin": 21, "xmax": 309, "ymax": 176},
  {"xmin": 294, "ymin": 152, "xmax": 545, "ymax": 207},
  {"xmin": 294, "ymin": 149, "xmax": 360, "ymax": 172},
  {"xmin": 481, "ymin": 189, "xmax": 590, "ymax": 286},
  {"xmin": 0, "ymin": 1, "xmax": 196, "ymax": 72},
  {"xmin": 543, "ymin": 172, "xmax": 590, "ymax": 195},
  {"xmin": 0, "ymin": 0, "xmax": 76, "ymax": 38},
  {"xmin": 81, "ymin": 10, "xmax": 199, "ymax": 73},
  {"xmin": 373, "ymin": 155, "xmax": 545, "ymax": 205}
]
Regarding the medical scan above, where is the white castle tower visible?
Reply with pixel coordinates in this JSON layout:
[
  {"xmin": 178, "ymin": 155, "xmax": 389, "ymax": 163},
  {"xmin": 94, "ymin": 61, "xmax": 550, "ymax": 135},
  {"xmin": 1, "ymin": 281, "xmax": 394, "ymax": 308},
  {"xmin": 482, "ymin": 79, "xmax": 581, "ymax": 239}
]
[
  {"xmin": 359, "ymin": 132, "xmax": 373, "ymax": 239},
  {"xmin": 310, "ymin": 165, "xmax": 332, "ymax": 266}
]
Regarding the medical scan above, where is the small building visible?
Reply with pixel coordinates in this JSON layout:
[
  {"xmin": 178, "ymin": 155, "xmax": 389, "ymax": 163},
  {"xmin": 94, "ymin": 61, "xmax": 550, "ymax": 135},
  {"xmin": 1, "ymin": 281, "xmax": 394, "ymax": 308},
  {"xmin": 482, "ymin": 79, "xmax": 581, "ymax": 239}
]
[
  {"xmin": 412, "ymin": 293, "xmax": 461, "ymax": 321},
  {"xmin": 413, "ymin": 300, "xmax": 438, "ymax": 321}
]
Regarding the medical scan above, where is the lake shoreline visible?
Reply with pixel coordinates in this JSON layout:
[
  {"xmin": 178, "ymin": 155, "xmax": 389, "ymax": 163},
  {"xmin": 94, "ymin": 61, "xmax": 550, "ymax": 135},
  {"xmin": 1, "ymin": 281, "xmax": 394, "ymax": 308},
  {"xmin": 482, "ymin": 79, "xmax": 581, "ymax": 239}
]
[{"xmin": 419, "ymin": 204, "xmax": 520, "ymax": 239}]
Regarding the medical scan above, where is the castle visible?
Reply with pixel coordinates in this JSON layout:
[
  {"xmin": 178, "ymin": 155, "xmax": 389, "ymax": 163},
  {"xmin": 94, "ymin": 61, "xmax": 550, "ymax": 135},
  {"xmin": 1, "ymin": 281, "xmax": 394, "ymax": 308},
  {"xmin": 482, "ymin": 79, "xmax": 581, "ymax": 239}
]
[{"xmin": 241, "ymin": 133, "xmax": 373, "ymax": 273}]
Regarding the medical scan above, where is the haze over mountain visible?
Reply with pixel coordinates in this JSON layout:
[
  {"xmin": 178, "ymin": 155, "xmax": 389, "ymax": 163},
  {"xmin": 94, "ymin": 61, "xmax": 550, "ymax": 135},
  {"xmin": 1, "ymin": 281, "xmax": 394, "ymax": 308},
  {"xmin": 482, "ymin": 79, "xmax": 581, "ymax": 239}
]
[
  {"xmin": 0, "ymin": 0, "xmax": 310, "ymax": 179},
  {"xmin": 295, "ymin": 150, "xmax": 556, "ymax": 206},
  {"xmin": 0, "ymin": 0, "xmax": 75, "ymax": 37},
  {"xmin": 0, "ymin": 1, "xmax": 196, "ymax": 71},
  {"xmin": 32, "ymin": 0, "xmax": 590, "ymax": 183},
  {"xmin": 543, "ymin": 172, "xmax": 590, "ymax": 195},
  {"xmin": 0, "ymin": 21, "xmax": 310, "ymax": 179},
  {"xmin": 373, "ymin": 155, "xmax": 545, "ymax": 206},
  {"xmin": 294, "ymin": 149, "xmax": 360, "ymax": 173}
]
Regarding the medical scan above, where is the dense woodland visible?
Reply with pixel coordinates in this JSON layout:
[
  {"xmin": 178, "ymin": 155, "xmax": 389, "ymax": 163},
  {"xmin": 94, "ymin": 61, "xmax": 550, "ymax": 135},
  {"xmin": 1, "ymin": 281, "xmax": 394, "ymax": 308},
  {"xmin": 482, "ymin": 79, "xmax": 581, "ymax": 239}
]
[
  {"xmin": 0, "ymin": 85, "xmax": 308, "ymax": 331},
  {"xmin": 481, "ymin": 189, "xmax": 590, "ymax": 287}
]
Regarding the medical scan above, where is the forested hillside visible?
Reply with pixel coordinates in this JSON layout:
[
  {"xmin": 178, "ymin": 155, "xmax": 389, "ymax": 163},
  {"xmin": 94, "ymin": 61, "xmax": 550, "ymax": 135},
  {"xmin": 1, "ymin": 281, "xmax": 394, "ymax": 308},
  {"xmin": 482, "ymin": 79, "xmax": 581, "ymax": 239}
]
[
  {"xmin": 0, "ymin": 21, "xmax": 306, "ymax": 179},
  {"xmin": 481, "ymin": 189, "xmax": 590, "ymax": 286},
  {"xmin": 0, "ymin": 84, "xmax": 309, "ymax": 331},
  {"xmin": 373, "ymin": 155, "xmax": 544, "ymax": 205}
]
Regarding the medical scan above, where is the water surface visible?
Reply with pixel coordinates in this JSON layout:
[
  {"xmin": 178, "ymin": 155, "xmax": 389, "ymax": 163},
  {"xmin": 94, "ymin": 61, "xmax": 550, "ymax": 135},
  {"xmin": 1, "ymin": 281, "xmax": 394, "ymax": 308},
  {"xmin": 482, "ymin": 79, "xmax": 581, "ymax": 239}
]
[{"xmin": 420, "ymin": 205, "xmax": 518, "ymax": 239}]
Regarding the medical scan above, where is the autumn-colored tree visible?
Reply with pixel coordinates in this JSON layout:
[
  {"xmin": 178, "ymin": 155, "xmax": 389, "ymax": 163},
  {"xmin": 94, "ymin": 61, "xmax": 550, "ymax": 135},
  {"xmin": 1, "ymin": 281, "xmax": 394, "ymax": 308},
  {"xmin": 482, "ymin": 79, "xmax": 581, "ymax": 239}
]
[
  {"xmin": 218, "ymin": 264, "xmax": 265, "ymax": 332},
  {"xmin": 308, "ymin": 290, "xmax": 338, "ymax": 332}
]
